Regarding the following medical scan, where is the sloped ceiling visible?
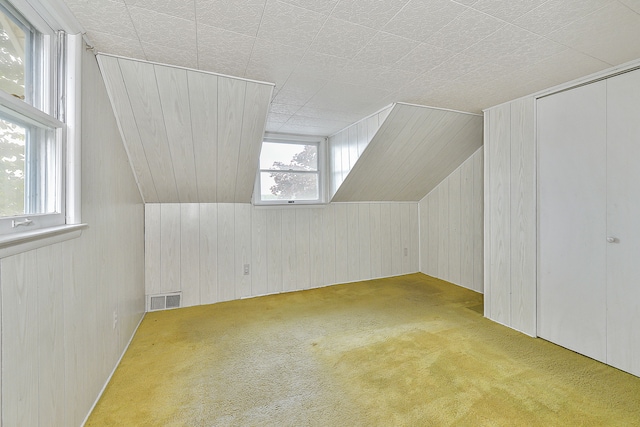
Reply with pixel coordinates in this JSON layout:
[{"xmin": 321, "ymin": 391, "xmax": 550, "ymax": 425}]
[
  {"xmin": 98, "ymin": 54, "xmax": 273, "ymax": 203},
  {"xmin": 64, "ymin": 0, "xmax": 640, "ymax": 136},
  {"xmin": 332, "ymin": 103, "xmax": 483, "ymax": 201}
]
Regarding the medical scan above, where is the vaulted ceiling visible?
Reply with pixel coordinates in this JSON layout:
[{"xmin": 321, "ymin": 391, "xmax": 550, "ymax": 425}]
[
  {"xmin": 332, "ymin": 103, "xmax": 483, "ymax": 201},
  {"xmin": 98, "ymin": 54, "xmax": 273, "ymax": 203},
  {"xmin": 63, "ymin": 0, "xmax": 640, "ymax": 136}
]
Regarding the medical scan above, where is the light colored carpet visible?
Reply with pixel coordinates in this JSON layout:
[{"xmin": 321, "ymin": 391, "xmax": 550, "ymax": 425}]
[{"xmin": 86, "ymin": 273, "xmax": 640, "ymax": 426}]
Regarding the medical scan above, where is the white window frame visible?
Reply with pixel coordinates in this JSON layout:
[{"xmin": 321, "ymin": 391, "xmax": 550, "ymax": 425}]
[
  {"xmin": 0, "ymin": 0, "xmax": 84, "ymax": 256},
  {"xmin": 254, "ymin": 133, "xmax": 327, "ymax": 206}
]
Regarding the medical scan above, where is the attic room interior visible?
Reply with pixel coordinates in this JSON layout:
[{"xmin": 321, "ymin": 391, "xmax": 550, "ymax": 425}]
[{"xmin": 1, "ymin": 0, "xmax": 640, "ymax": 425}]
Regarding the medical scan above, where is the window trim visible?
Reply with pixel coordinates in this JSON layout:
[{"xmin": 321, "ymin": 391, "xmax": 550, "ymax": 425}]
[
  {"xmin": 0, "ymin": 0, "xmax": 84, "ymax": 253},
  {"xmin": 254, "ymin": 133, "xmax": 327, "ymax": 206}
]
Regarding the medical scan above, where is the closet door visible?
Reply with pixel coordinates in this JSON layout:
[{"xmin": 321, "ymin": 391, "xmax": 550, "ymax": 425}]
[
  {"xmin": 606, "ymin": 70, "xmax": 640, "ymax": 376},
  {"xmin": 537, "ymin": 81, "xmax": 607, "ymax": 362}
]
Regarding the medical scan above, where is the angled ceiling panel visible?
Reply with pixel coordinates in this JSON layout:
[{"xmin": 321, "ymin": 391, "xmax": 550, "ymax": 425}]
[
  {"xmin": 97, "ymin": 54, "xmax": 273, "ymax": 203},
  {"xmin": 332, "ymin": 103, "xmax": 483, "ymax": 202}
]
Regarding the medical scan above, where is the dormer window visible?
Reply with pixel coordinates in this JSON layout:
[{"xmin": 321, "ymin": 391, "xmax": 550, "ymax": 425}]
[{"xmin": 254, "ymin": 134, "xmax": 326, "ymax": 205}]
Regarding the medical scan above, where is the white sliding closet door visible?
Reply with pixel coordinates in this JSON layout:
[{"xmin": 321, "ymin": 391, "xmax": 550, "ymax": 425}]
[
  {"xmin": 606, "ymin": 71, "xmax": 640, "ymax": 376},
  {"xmin": 537, "ymin": 81, "xmax": 608, "ymax": 362}
]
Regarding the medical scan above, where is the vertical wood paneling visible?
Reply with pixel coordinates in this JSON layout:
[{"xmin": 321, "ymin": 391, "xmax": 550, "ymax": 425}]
[
  {"xmin": 334, "ymin": 204, "xmax": 349, "ymax": 283},
  {"xmin": 309, "ymin": 208, "xmax": 324, "ymax": 288},
  {"xmin": 160, "ymin": 204, "xmax": 181, "ymax": 294},
  {"xmin": 488, "ymin": 103, "xmax": 511, "ymax": 325},
  {"xmin": 145, "ymin": 204, "xmax": 161, "ymax": 295},
  {"xmin": 295, "ymin": 209, "xmax": 311, "ymax": 290},
  {"xmin": 460, "ymin": 159, "xmax": 474, "ymax": 289},
  {"xmin": 217, "ymin": 204, "xmax": 235, "ymax": 301},
  {"xmin": 155, "ymin": 65, "xmax": 198, "ymax": 203},
  {"xmin": 328, "ymin": 107, "xmax": 390, "ymax": 200},
  {"xmin": 281, "ymin": 209, "xmax": 297, "ymax": 292},
  {"xmin": 347, "ymin": 204, "xmax": 360, "ymax": 281},
  {"xmin": 341, "ymin": 133, "xmax": 350, "ymax": 188},
  {"xmin": 2, "ymin": 251, "xmax": 38, "ymax": 426},
  {"xmin": 358, "ymin": 204, "xmax": 372, "ymax": 279},
  {"xmin": 390, "ymin": 203, "xmax": 402, "ymax": 275},
  {"xmin": 330, "ymin": 132, "xmax": 343, "ymax": 198},
  {"xmin": 380, "ymin": 203, "xmax": 393, "ymax": 277},
  {"xmin": 378, "ymin": 106, "xmax": 392, "ymax": 124},
  {"xmin": 266, "ymin": 209, "xmax": 283, "ymax": 294},
  {"xmin": 217, "ymin": 79, "xmax": 247, "ymax": 202},
  {"xmin": 366, "ymin": 114, "xmax": 378, "ymax": 142},
  {"xmin": 322, "ymin": 205, "xmax": 337, "ymax": 285},
  {"xmin": 101, "ymin": 56, "xmax": 272, "ymax": 204},
  {"xmin": 419, "ymin": 197, "xmax": 428, "ymax": 273},
  {"xmin": 97, "ymin": 56, "xmax": 157, "ymax": 202},
  {"xmin": 1, "ymin": 49, "xmax": 146, "ymax": 427},
  {"xmin": 332, "ymin": 103, "xmax": 483, "ymax": 202},
  {"xmin": 251, "ymin": 208, "xmax": 269, "ymax": 295},
  {"xmin": 369, "ymin": 203, "xmax": 382, "ymax": 278},
  {"xmin": 427, "ymin": 192, "xmax": 439, "ymax": 276},
  {"xmin": 235, "ymin": 83, "xmax": 272, "ymax": 202},
  {"xmin": 118, "ymin": 59, "xmax": 179, "ymax": 201},
  {"xmin": 348, "ymin": 126, "xmax": 358, "ymax": 170},
  {"xmin": 235, "ymin": 204, "xmax": 252, "ymax": 298},
  {"xmin": 199, "ymin": 203, "xmax": 218, "ymax": 304},
  {"xmin": 188, "ymin": 71, "xmax": 218, "ymax": 202},
  {"xmin": 62, "ymin": 238, "xmax": 87, "ymax": 426},
  {"xmin": 409, "ymin": 203, "xmax": 419, "ymax": 272},
  {"xmin": 417, "ymin": 147, "xmax": 483, "ymax": 291},
  {"xmin": 484, "ymin": 115, "xmax": 492, "ymax": 314},
  {"xmin": 448, "ymin": 169, "xmax": 461, "ymax": 284},
  {"xmin": 148, "ymin": 202, "xmax": 434, "ymax": 314},
  {"xmin": 356, "ymin": 120, "xmax": 368, "ymax": 156},
  {"xmin": 437, "ymin": 183, "xmax": 450, "ymax": 280},
  {"xmin": 473, "ymin": 148, "xmax": 484, "ymax": 293},
  {"xmin": 400, "ymin": 203, "xmax": 411, "ymax": 273},
  {"xmin": 36, "ymin": 246, "xmax": 65, "ymax": 427},
  {"xmin": 180, "ymin": 204, "xmax": 200, "ymax": 307},
  {"xmin": 510, "ymin": 97, "xmax": 536, "ymax": 334}
]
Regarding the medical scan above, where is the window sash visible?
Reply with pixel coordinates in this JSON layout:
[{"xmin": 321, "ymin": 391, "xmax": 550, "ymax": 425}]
[
  {"xmin": 255, "ymin": 135, "xmax": 326, "ymax": 205},
  {"xmin": 0, "ymin": 1, "xmax": 65, "ymax": 235}
]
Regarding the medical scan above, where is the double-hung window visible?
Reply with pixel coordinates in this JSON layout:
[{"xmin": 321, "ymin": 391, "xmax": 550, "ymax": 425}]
[
  {"xmin": 0, "ymin": 0, "xmax": 69, "ymax": 236},
  {"xmin": 255, "ymin": 134, "xmax": 326, "ymax": 205}
]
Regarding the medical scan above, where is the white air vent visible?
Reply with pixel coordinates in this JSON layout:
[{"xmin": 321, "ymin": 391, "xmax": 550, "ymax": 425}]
[{"xmin": 147, "ymin": 292, "xmax": 181, "ymax": 311}]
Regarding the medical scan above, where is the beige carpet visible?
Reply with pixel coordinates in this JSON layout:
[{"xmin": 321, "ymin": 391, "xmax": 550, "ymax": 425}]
[{"xmin": 86, "ymin": 274, "xmax": 640, "ymax": 426}]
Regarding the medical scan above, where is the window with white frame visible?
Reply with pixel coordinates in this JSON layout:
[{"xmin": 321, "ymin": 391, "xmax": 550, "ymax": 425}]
[
  {"xmin": 255, "ymin": 135, "xmax": 325, "ymax": 205},
  {"xmin": 0, "ymin": 0, "xmax": 70, "ymax": 236}
]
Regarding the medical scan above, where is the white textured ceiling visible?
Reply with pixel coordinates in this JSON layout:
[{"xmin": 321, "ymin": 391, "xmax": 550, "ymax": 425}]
[{"xmin": 64, "ymin": 0, "xmax": 640, "ymax": 136}]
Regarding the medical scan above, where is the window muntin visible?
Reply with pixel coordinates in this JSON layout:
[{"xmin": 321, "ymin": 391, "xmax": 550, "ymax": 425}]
[{"xmin": 256, "ymin": 138, "xmax": 325, "ymax": 204}]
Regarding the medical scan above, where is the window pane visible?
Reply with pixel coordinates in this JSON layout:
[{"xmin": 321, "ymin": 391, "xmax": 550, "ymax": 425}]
[
  {"xmin": 0, "ymin": 116, "xmax": 24, "ymax": 216},
  {"xmin": 0, "ymin": 6, "xmax": 27, "ymax": 101},
  {"xmin": 260, "ymin": 171, "xmax": 319, "ymax": 201},
  {"xmin": 260, "ymin": 142, "xmax": 317, "ymax": 171},
  {"xmin": 0, "ymin": 115, "xmax": 56, "ymax": 217}
]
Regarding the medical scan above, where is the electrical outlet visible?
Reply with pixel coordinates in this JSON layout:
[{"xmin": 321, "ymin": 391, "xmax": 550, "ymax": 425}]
[
  {"xmin": 404, "ymin": 248, "xmax": 408, "ymax": 256},
  {"xmin": 113, "ymin": 310, "xmax": 118, "ymax": 329},
  {"xmin": 244, "ymin": 264, "xmax": 250, "ymax": 275}
]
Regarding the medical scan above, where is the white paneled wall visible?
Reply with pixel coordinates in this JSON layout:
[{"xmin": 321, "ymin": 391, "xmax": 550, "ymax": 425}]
[
  {"xmin": 0, "ymin": 45, "xmax": 145, "ymax": 426},
  {"xmin": 329, "ymin": 106, "xmax": 392, "ymax": 199},
  {"xmin": 145, "ymin": 202, "xmax": 419, "ymax": 306},
  {"xmin": 333, "ymin": 103, "xmax": 484, "ymax": 202},
  {"xmin": 98, "ymin": 54, "xmax": 273, "ymax": 204},
  {"xmin": 419, "ymin": 148, "xmax": 483, "ymax": 293},
  {"xmin": 484, "ymin": 96, "xmax": 536, "ymax": 336}
]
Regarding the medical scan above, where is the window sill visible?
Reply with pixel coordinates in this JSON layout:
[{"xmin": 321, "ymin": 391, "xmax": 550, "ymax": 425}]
[
  {"xmin": 252, "ymin": 202, "xmax": 328, "ymax": 209},
  {"xmin": 0, "ymin": 223, "xmax": 88, "ymax": 258}
]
